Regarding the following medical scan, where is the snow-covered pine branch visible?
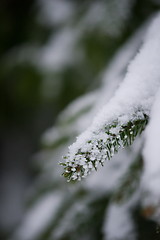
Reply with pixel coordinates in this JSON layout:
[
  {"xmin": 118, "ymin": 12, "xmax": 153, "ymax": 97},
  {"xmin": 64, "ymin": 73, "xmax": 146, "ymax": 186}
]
[
  {"xmin": 43, "ymin": 21, "xmax": 145, "ymax": 152},
  {"xmin": 61, "ymin": 13, "xmax": 160, "ymax": 182},
  {"xmin": 62, "ymin": 115, "xmax": 148, "ymax": 181}
]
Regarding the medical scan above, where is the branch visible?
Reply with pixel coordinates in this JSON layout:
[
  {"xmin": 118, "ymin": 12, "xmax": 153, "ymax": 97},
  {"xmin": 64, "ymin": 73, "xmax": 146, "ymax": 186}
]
[{"xmin": 61, "ymin": 112, "xmax": 148, "ymax": 181}]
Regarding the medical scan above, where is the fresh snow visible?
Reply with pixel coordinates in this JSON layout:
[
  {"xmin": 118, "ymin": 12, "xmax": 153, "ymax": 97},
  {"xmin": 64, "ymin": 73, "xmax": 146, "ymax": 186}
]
[
  {"xmin": 12, "ymin": 9, "xmax": 160, "ymax": 240},
  {"xmin": 64, "ymin": 13, "xmax": 160, "ymax": 181}
]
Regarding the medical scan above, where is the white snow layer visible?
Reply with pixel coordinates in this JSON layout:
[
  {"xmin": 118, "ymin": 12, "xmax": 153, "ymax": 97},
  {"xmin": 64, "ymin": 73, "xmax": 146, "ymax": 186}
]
[
  {"xmin": 142, "ymin": 87, "xmax": 160, "ymax": 222},
  {"xmin": 67, "ymin": 12, "xmax": 160, "ymax": 159}
]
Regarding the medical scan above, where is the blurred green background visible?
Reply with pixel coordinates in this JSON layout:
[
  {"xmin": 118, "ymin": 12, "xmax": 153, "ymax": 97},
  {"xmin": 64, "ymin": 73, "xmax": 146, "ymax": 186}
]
[{"xmin": 0, "ymin": 0, "xmax": 160, "ymax": 239}]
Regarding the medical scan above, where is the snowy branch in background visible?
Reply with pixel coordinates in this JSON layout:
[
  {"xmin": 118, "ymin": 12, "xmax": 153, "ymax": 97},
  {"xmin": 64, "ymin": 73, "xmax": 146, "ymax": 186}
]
[
  {"xmin": 61, "ymin": 13, "xmax": 160, "ymax": 182},
  {"xmin": 142, "ymin": 87, "xmax": 160, "ymax": 223},
  {"xmin": 61, "ymin": 115, "xmax": 148, "ymax": 182},
  {"xmin": 103, "ymin": 202, "xmax": 136, "ymax": 240}
]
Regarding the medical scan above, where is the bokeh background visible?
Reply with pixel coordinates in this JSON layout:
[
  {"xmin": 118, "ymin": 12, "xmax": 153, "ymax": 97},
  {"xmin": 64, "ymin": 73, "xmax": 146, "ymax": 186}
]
[{"xmin": 0, "ymin": 0, "xmax": 160, "ymax": 240}]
